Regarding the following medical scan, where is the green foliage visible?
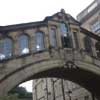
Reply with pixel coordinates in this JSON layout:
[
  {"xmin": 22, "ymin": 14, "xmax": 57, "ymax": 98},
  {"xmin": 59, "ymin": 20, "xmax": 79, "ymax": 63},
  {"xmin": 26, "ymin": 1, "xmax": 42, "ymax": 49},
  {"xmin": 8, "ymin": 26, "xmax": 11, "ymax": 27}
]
[
  {"xmin": 9, "ymin": 86, "xmax": 32, "ymax": 99},
  {"xmin": 0, "ymin": 86, "xmax": 32, "ymax": 100}
]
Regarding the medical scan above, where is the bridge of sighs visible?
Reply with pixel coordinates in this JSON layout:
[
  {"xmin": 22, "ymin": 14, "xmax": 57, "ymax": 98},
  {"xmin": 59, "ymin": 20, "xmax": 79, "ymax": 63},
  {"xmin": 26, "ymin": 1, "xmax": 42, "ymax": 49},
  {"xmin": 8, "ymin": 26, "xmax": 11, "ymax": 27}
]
[{"xmin": 0, "ymin": 10, "xmax": 100, "ymax": 99}]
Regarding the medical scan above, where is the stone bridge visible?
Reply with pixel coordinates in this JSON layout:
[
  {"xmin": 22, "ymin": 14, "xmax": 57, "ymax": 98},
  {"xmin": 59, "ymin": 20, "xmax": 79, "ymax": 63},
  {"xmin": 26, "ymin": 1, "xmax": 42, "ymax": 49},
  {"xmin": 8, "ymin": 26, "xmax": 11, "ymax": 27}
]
[
  {"xmin": 0, "ymin": 48, "xmax": 100, "ymax": 98},
  {"xmin": 0, "ymin": 10, "xmax": 100, "ymax": 99}
]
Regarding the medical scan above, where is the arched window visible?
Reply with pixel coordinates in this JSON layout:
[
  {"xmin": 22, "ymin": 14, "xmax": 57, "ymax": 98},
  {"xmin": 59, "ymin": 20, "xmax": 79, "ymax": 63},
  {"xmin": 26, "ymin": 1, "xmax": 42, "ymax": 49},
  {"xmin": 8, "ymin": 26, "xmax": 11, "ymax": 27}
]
[
  {"xmin": 60, "ymin": 23, "xmax": 71, "ymax": 48},
  {"xmin": 83, "ymin": 36, "xmax": 93, "ymax": 55},
  {"xmin": 0, "ymin": 38, "xmax": 12, "ymax": 60},
  {"xmin": 49, "ymin": 27, "xmax": 57, "ymax": 48},
  {"xmin": 60, "ymin": 23, "xmax": 68, "ymax": 36},
  {"xmin": 18, "ymin": 34, "xmax": 29, "ymax": 55},
  {"xmin": 95, "ymin": 42, "xmax": 100, "ymax": 58},
  {"xmin": 35, "ymin": 32, "xmax": 45, "ymax": 51}
]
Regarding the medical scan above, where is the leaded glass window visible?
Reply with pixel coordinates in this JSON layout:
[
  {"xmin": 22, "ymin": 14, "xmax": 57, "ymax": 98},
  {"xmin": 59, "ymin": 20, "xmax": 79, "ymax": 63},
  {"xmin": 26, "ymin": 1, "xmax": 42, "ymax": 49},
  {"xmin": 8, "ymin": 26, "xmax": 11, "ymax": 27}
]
[
  {"xmin": 60, "ymin": 23, "xmax": 70, "ymax": 48},
  {"xmin": 35, "ymin": 32, "xmax": 45, "ymax": 51},
  {"xmin": 60, "ymin": 23, "xmax": 68, "ymax": 36},
  {"xmin": 18, "ymin": 34, "xmax": 29, "ymax": 54},
  {"xmin": 83, "ymin": 36, "xmax": 93, "ymax": 55},
  {"xmin": 0, "ymin": 38, "xmax": 12, "ymax": 60},
  {"xmin": 49, "ymin": 28, "xmax": 57, "ymax": 47}
]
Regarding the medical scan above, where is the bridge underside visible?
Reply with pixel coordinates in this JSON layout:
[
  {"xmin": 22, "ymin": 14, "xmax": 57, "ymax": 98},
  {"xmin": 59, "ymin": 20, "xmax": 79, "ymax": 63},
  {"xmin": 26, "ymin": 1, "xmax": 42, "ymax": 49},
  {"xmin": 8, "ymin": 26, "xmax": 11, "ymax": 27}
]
[
  {"xmin": 3, "ymin": 68, "xmax": 100, "ymax": 99},
  {"xmin": 31, "ymin": 67, "xmax": 100, "ymax": 99},
  {"xmin": 0, "ymin": 59, "xmax": 100, "ymax": 99}
]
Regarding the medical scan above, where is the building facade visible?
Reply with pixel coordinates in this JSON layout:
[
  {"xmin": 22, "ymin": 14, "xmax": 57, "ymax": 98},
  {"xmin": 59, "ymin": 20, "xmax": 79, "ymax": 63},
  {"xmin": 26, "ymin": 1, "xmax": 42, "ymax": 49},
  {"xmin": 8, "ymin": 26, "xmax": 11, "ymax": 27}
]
[
  {"xmin": 77, "ymin": 0, "xmax": 100, "ymax": 35},
  {"xmin": 32, "ymin": 9, "xmax": 99, "ymax": 100},
  {"xmin": 0, "ymin": 4, "xmax": 99, "ymax": 98},
  {"xmin": 77, "ymin": 0, "xmax": 100, "ymax": 60},
  {"xmin": 33, "ymin": 78, "xmax": 95, "ymax": 100}
]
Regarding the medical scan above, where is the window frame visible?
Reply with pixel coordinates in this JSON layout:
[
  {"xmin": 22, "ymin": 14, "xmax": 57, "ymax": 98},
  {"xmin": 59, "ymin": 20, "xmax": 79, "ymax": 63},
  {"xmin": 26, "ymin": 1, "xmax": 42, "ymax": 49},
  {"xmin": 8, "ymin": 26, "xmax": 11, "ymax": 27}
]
[
  {"xmin": 35, "ymin": 31, "xmax": 45, "ymax": 51},
  {"xmin": 60, "ymin": 22, "xmax": 72, "ymax": 48},
  {"xmin": 0, "ymin": 37, "xmax": 13, "ymax": 60},
  {"xmin": 83, "ymin": 36, "xmax": 93, "ymax": 55},
  {"xmin": 49, "ymin": 26, "xmax": 57, "ymax": 48},
  {"xmin": 95, "ymin": 42, "xmax": 100, "ymax": 58},
  {"xmin": 18, "ymin": 34, "xmax": 29, "ymax": 55}
]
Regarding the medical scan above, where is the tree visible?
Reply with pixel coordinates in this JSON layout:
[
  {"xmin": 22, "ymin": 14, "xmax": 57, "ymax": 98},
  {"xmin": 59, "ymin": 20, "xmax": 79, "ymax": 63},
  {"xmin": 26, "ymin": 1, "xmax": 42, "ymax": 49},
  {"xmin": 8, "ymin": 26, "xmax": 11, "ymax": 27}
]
[{"xmin": 9, "ymin": 86, "xmax": 32, "ymax": 99}]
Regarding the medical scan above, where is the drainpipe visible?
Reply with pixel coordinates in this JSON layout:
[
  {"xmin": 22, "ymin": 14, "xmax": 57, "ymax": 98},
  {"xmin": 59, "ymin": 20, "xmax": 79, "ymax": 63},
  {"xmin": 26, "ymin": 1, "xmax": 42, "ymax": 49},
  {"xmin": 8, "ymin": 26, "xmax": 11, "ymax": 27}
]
[
  {"xmin": 51, "ymin": 79, "xmax": 55, "ymax": 100},
  {"xmin": 61, "ymin": 79, "xmax": 66, "ymax": 100}
]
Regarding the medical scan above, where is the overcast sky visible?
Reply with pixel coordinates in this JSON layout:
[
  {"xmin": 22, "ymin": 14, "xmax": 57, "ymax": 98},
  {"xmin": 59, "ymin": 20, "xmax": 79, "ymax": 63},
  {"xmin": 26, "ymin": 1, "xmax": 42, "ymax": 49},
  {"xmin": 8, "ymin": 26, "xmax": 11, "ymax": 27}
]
[
  {"xmin": 1, "ymin": 0, "xmax": 94, "ymax": 92},
  {"xmin": 0, "ymin": 0, "xmax": 94, "ymax": 26}
]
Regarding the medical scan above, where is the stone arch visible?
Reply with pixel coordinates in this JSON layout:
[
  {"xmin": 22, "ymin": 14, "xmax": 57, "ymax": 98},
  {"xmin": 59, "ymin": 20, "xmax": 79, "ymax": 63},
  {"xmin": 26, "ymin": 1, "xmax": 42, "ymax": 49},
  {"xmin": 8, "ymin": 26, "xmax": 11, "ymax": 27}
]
[
  {"xmin": 17, "ymin": 32, "xmax": 30, "ymax": 38},
  {"xmin": 0, "ymin": 59, "xmax": 100, "ymax": 99}
]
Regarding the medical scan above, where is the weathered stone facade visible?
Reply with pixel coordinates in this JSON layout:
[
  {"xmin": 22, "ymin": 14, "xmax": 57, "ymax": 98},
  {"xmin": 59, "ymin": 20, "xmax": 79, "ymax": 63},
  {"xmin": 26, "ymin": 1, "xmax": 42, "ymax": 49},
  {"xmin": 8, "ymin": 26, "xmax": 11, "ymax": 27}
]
[
  {"xmin": 77, "ymin": 0, "xmax": 100, "ymax": 35},
  {"xmin": 33, "ymin": 78, "xmax": 95, "ymax": 100},
  {"xmin": 33, "ymin": 5, "xmax": 100, "ymax": 100},
  {"xmin": 0, "ymin": 9, "xmax": 100, "ymax": 99}
]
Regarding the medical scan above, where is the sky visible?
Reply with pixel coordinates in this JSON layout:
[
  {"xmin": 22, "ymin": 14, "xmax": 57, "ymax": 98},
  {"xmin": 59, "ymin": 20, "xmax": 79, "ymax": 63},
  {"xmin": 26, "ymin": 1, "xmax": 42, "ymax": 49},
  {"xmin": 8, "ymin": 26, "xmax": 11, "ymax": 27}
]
[
  {"xmin": 0, "ymin": 0, "xmax": 94, "ymax": 92},
  {"xmin": 0, "ymin": 0, "xmax": 94, "ymax": 26}
]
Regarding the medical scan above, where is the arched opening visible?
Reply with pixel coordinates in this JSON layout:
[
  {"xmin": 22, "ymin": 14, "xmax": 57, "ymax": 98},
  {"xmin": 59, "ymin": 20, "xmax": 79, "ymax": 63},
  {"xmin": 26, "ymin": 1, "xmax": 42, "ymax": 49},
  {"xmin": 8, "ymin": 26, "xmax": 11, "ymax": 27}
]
[
  {"xmin": 35, "ymin": 32, "xmax": 45, "ymax": 51},
  {"xmin": 60, "ymin": 23, "xmax": 71, "ymax": 48},
  {"xmin": 0, "ymin": 60, "xmax": 100, "ymax": 99},
  {"xmin": 0, "ymin": 37, "xmax": 13, "ymax": 60},
  {"xmin": 49, "ymin": 27, "xmax": 57, "ymax": 48},
  {"xmin": 18, "ymin": 34, "xmax": 29, "ymax": 55},
  {"xmin": 7, "ymin": 77, "xmax": 97, "ymax": 100},
  {"xmin": 7, "ymin": 66, "xmax": 98, "ymax": 100}
]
